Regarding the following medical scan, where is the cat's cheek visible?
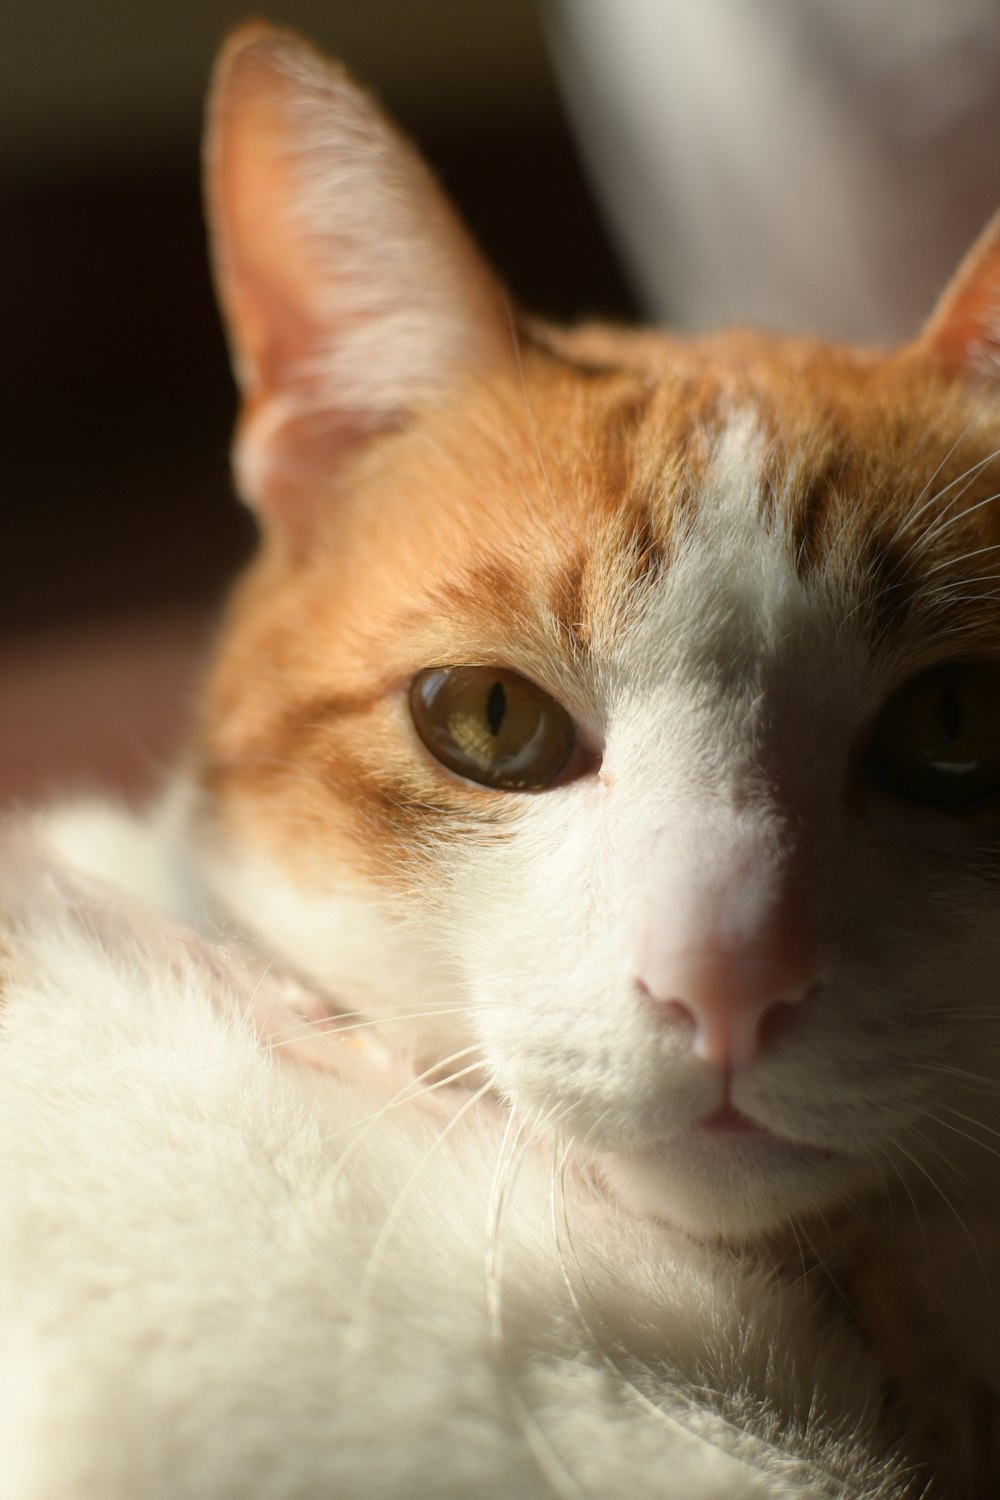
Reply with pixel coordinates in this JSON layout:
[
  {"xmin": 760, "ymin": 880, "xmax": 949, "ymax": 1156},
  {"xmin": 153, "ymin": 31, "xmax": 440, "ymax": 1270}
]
[{"xmin": 178, "ymin": 818, "xmax": 477, "ymax": 1055}]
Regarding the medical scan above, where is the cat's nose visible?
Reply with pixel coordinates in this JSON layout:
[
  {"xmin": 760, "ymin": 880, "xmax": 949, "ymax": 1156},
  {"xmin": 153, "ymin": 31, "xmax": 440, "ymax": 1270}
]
[
  {"xmin": 635, "ymin": 813, "xmax": 819, "ymax": 1071},
  {"xmin": 639, "ymin": 949, "xmax": 814, "ymax": 1072}
]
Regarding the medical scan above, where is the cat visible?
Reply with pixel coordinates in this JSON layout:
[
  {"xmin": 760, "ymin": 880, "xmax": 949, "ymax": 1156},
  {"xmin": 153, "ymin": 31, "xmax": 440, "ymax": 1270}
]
[{"xmin": 6, "ymin": 19, "xmax": 1000, "ymax": 1497}]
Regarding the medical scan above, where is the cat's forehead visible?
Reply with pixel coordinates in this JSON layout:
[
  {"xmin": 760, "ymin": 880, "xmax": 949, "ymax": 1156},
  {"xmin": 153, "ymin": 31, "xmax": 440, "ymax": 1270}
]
[
  {"xmin": 226, "ymin": 323, "xmax": 1000, "ymax": 718},
  {"xmin": 507, "ymin": 329, "xmax": 1000, "ymax": 671}
]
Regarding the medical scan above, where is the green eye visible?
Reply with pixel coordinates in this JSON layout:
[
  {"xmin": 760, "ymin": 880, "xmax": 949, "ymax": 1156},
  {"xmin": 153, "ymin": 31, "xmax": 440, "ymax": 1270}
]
[
  {"xmin": 872, "ymin": 662, "xmax": 1000, "ymax": 806},
  {"xmin": 410, "ymin": 667, "xmax": 576, "ymax": 791}
]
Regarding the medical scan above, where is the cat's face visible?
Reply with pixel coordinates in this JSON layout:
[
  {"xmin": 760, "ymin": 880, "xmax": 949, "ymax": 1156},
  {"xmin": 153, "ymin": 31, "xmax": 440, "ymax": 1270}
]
[{"xmin": 191, "ymin": 26, "xmax": 1000, "ymax": 1240}]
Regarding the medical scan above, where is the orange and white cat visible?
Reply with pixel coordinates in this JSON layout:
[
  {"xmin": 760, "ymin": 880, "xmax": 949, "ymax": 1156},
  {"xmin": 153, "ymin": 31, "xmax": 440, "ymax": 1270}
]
[{"xmin": 5, "ymin": 22, "xmax": 1000, "ymax": 1498}]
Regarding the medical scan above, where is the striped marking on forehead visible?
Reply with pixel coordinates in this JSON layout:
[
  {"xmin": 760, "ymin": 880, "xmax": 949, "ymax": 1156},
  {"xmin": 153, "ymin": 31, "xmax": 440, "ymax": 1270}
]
[
  {"xmin": 525, "ymin": 321, "xmax": 1000, "ymax": 659},
  {"xmin": 599, "ymin": 404, "xmax": 1000, "ymax": 710},
  {"xmin": 593, "ymin": 412, "xmax": 875, "ymax": 820},
  {"xmin": 604, "ymin": 412, "xmax": 810, "ymax": 683},
  {"xmin": 760, "ymin": 396, "xmax": 1000, "ymax": 668},
  {"xmin": 198, "ymin": 345, "xmax": 1000, "ymax": 890},
  {"xmin": 540, "ymin": 406, "xmax": 772, "ymax": 659}
]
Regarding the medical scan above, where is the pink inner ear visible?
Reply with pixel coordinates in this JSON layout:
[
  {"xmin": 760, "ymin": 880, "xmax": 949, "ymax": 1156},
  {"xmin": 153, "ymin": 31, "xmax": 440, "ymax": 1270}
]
[
  {"xmin": 208, "ymin": 56, "xmax": 353, "ymax": 433},
  {"xmin": 921, "ymin": 223, "xmax": 1000, "ymax": 380}
]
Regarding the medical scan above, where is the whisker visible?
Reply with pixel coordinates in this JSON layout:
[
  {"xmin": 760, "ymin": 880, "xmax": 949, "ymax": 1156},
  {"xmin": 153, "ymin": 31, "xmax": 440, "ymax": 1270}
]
[
  {"xmin": 938, "ymin": 1102, "xmax": 1000, "ymax": 1143},
  {"xmin": 923, "ymin": 537, "xmax": 1000, "ymax": 576},
  {"xmin": 484, "ymin": 1105, "xmax": 529, "ymax": 1341},
  {"xmin": 888, "ymin": 1133, "xmax": 990, "ymax": 1285},
  {"xmin": 484, "ymin": 1101, "xmax": 590, "ymax": 1500},
  {"xmin": 237, "ymin": 955, "xmax": 277, "ymax": 1029},
  {"xmin": 911, "ymin": 481, "xmax": 1000, "ymax": 556},
  {"xmin": 920, "ymin": 1110, "xmax": 1000, "ymax": 1172},
  {"xmin": 912, "ymin": 1061, "xmax": 1000, "ymax": 1095},
  {"xmin": 894, "ymin": 445, "xmax": 1000, "ymax": 565},
  {"xmin": 345, "ymin": 1079, "xmax": 495, "ymax": 1341},
  {"xmin": 872, "ymin": 1141, "xmax": 930, "ymax": 1260},
  {"xmin": 905, "ymin": 1124, "xmax": 1000, "ymax": 1320},
  {"xmin": 886, "ymin": 418, "xmax": 983, "ymax": 548},
  {"xmin": 547, "ymin": 1124, "xmax": 807, "ymax": 1477},
  {"xmin": 260, "ymin": 1004, "xmax": 467, "ymax": 1050},
  {"xmin": 920, "ymin": 575, "xmax": 1000, "ymax": 601},
  {"xmin": 317, "ymin": 1046, "xmax": 487, "ymax": 1148}
]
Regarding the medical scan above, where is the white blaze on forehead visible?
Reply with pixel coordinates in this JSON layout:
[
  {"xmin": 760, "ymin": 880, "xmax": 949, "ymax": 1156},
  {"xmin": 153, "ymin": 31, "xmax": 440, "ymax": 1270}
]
[
  {"xmin": 604, "ymin": 411, "xmax": 781, "ymax": 783},
  {"xmin": 599, "ymin": 413, "xmax": 856, "ymax": 971},
  {"xmin": 620, "ymin": 411, "xmax": 805, "ymax": 696},
  {"xmin": 609, "ymin": 408, "xmax": 868, "ymax": 758}
]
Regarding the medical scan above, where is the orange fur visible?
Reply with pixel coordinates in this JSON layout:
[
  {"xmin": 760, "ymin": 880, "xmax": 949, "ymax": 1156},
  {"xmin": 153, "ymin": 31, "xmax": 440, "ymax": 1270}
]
[
  {"xmin": 194, "ymin": 326, "xmax": 1000, "ymax": 885},
  {"xmin": 194, "ymin": 26, "xmax": 1000, "ymax": 899},
  {"xmin": 181, "ymin": 29, "xmax": 1000, "ymax": 1493}
]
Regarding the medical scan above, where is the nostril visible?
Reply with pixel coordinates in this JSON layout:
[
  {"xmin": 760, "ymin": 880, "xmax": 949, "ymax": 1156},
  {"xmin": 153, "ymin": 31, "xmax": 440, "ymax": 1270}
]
[
  {"xmin": 664, "ymin": 1000, "xmax": 701, "ymax": 1042},
  {"xmin": 635, "ymin": 978, "xmax": 698, "ymax": 1033},
  {"xmin": 635, "ymin": 962, "xmax": 816, "ymax": 1071}
]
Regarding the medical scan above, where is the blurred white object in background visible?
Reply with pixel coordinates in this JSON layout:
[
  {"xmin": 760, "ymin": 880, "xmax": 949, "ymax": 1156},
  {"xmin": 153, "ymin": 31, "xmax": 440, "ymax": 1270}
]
[{"xmin": 547, "ymin": 0, "xmax": 1000, "ymax": 341}]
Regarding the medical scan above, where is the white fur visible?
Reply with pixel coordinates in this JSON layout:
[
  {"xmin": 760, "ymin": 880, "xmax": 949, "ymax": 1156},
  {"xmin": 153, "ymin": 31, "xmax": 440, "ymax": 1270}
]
[
  {"xmin": 195, "ymin": 417, "xmax": 1000, "ymax": 1251},
  {"xmin": 0, "ymin": 814, "xmax": 907, "ymax": 1498},
  {"xmin": 13, "ymin": 28, "xmax": 996, "ymax": 1494}
]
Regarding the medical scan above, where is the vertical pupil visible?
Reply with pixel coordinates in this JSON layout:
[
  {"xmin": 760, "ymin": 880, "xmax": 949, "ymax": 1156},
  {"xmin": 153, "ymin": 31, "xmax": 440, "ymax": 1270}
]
[
  {"xmin": 940, "ymin": 677, "xmax": 962, "ymax": 741},
  {"xmin": 486, "ymin": 681, "xmax": 506, "ymax": 736}
]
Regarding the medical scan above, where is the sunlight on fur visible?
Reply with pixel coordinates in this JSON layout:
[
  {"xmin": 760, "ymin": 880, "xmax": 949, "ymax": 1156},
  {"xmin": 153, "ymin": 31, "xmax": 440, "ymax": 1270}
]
[{"xmin": 7, "ymin": 21, "xmax": 1000, "ymax": 1499}]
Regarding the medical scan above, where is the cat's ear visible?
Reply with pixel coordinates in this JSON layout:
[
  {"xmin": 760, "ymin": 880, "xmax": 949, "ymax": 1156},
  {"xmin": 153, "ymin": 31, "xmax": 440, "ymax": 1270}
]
[
  {"xmin": 917, "ymin": 211, "xmax": 1000, "ymax": 380},
  {"xmin": 205, "ymin": 24, "xmax": 514, "ymax": 546}
]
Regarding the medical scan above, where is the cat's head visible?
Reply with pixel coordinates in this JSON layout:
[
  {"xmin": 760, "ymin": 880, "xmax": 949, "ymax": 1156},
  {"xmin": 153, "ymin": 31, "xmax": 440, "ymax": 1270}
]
[{"xmin": 189, "ymin": 25, "xmax": 1000, "ymax": 1240}]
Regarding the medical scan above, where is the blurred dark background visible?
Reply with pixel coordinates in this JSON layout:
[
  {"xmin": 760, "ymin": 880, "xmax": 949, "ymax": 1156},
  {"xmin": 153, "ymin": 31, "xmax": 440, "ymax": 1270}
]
[{"xmin": 4, "ymin": 0, "xmax": 632, "ymax": 647}]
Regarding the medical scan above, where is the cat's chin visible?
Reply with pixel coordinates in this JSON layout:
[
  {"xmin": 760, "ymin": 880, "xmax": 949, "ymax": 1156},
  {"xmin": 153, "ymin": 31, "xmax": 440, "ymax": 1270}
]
[{"xmin": 594, "ymin": 1125, "xmax": 858, "ymax": 1242}]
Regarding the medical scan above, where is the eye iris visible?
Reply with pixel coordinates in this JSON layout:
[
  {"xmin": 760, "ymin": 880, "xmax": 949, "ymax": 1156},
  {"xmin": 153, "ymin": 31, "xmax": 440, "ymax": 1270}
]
[
  {"xmin": 872, "ymin": 662, "xmax": 1000, "ymax": 806},
  {"xmin": 410, "ymin": 667, "xmax": 576, "ymax": 791}
]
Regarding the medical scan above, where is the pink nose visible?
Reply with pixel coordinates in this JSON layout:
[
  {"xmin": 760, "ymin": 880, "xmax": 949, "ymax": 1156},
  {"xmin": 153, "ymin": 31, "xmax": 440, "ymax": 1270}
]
[{"xmin": 640, "ymin": 950, "xmax": 813, "ymax": 1071}]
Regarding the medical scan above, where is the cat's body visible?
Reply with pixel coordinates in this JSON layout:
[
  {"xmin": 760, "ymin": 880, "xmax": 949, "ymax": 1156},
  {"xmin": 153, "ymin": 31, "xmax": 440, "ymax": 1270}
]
[{"xmin": 6, "ymin": 22, "xmax": 1000, "ymax": 1497}]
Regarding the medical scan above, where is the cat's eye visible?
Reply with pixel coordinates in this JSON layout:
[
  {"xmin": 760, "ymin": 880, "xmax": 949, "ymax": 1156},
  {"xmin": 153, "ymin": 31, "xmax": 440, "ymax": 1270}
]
[
  {"xmin": 871, "ymin": 662, "xmax": 1000, "ymax": 806},
  {"xmin": 410, "ymin": 667, "xmax": 576, "ymax": 791}
]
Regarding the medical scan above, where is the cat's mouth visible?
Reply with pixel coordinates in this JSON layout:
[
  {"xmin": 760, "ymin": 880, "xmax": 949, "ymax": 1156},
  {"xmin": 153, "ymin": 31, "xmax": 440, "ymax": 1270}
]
[
  {"xmin": 692, "ymin": 1103, "xmax": 764, "ymax": 1136},
  {"xmin": 687, "ymin": 1103, "xmax": 840, "ymax": 1163}
]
